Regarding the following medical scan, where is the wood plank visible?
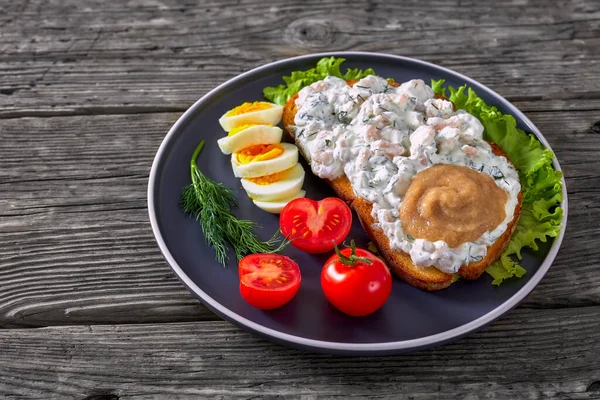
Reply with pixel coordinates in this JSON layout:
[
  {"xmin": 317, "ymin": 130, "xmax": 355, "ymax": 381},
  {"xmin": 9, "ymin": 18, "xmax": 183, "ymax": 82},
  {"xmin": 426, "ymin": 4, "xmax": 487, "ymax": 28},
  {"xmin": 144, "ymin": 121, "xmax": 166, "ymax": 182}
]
[
  {"xmin": 0, "ymin": 0, "xmax": 596, "ymax": 395},
  {"xmin": 1, "ymin": 307, "xmax": 600, "ymax": 398},
  {"xmin": 0, "ymin": 112, "xmax": 216, "ymax": 327},
  {"xmin": 0, "ymin": 0, "xmax": 598, "ymax": 117},
  {"xmin": 0, "ymin": 107, "xmax": 597, "ymax": 327}
]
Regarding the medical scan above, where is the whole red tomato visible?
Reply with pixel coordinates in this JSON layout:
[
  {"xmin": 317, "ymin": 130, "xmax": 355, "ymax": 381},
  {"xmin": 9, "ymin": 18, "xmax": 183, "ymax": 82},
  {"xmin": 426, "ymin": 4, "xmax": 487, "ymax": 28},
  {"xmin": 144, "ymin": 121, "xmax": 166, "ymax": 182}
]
[{"xmin": 321, "ymin": 241, "xmax": 392, "ymax": 317}]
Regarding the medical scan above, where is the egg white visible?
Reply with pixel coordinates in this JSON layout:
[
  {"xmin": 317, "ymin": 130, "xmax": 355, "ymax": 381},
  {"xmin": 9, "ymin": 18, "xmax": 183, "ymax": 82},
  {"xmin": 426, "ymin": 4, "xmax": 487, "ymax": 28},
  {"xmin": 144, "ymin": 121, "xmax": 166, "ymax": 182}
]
[
  {"xmin": 219, "ymin": 103, "xmax": 283, "ymax": 132},
  {"xmin": 217, "ymin": 125, "xmax": 283, "ymax": 155},
  {"xmin": 232, "ymin": 143, "xmax": 298, "ymax": 178},
  {"xmin": 241, "ymin": 163, "xmax": 305, "ymax": 202},
  {"xmin": 252, "ymin": 190, "xmax": 306, "ymax": 214}
]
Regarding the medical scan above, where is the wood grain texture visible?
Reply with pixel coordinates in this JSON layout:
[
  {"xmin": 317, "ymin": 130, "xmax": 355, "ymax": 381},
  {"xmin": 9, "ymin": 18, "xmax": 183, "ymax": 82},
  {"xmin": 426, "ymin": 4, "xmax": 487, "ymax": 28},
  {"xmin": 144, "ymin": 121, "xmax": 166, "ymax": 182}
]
[
  {"xmin": 0, "ymin": 0, "xmax": 598, "ymax": 117},
  {"xmin": 1, "ymin": 308, "xmax": 600, "ymax": 399},
  {"xmin": 0, "ymin": 112, "xmax": 218, "ymax": 327},
  {"xmin": 0, "ymin": 0, "xmax": 599, "ymax": 397}
]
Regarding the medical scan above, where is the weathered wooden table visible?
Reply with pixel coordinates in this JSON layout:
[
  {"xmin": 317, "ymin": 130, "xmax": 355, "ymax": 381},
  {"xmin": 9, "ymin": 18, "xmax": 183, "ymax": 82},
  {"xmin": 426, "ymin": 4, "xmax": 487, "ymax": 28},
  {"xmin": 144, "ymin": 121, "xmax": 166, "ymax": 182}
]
[{"xmin": 1, "ymin": 0, "xmax": 598, "ymax": 398}]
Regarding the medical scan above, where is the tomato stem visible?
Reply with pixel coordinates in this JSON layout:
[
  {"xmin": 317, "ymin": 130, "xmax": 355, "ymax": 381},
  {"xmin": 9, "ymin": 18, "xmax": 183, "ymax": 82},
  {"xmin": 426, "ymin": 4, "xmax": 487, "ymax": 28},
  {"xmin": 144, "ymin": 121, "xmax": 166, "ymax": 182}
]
[{"xmin": 333, "ymin": 240, "xmax": 373, "ymax": 266}]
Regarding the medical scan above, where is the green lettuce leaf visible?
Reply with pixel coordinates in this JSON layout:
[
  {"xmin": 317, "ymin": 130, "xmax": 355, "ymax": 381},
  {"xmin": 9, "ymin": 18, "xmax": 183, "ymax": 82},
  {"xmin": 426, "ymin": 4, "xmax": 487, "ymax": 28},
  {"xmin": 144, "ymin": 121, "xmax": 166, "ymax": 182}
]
[
  {"xmin": 430, "ymin": 79, "xmax": 447, "ymax": 98},
  {"xmin": 263, "ymin": 57, "xmax": 376, "ymax": 105},
  {"xmin": 432, "ymin": 79, "xmax": 564, "ymax": 285}
]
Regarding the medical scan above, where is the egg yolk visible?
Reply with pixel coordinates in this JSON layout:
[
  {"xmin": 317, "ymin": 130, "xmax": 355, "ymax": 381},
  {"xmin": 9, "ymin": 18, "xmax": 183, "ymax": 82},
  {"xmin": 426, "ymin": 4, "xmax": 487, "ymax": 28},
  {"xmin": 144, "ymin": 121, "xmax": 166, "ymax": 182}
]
[
  {"xmin": 227, "ymin": 123, "xmax": 272, "ymax": 137},
  {"xmin": 245, "ymin": 168, "xmax": 290, "ymax": 185},
  {"xmin": 237, "ymin": 144, "xmax": 283, "ymax": 164},
  {"xmin": 225, "ymin": 102, "xmax": 274, "ymax": 117},
  {"xmin": 228, "ymin": 124, "xmax": 257, "ymax": 136}
]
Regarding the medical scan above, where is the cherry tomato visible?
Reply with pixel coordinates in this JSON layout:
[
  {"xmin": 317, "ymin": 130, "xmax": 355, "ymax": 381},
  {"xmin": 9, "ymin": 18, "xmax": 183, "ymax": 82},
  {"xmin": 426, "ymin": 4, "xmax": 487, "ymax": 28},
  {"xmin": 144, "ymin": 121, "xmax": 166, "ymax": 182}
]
[
  {"xmin": 239, "ymin": 254, "xmax": 301, "ymax": 310},
  {"xmin": 280, "ymin": 197, "xmax": 352, "ymax": 254},
  {"xmin": 321, "ymin": 242, "xmax": 392, "ymax": 317}
]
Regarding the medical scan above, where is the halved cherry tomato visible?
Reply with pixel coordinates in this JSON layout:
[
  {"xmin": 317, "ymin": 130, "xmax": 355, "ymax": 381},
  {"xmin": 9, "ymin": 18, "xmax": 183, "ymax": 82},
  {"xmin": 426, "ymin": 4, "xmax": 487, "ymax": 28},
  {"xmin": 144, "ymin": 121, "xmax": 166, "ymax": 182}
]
[
  {"xmin": 239, "ymin": 254, "xmax": 301, "ymax": 310},
  {"xmin": 321, "ymin": 241, "xmax": 392, "ymax": 317},
  {"xmin": 280, "ymin": 197, "xmax": 352, "ymax": 254}
]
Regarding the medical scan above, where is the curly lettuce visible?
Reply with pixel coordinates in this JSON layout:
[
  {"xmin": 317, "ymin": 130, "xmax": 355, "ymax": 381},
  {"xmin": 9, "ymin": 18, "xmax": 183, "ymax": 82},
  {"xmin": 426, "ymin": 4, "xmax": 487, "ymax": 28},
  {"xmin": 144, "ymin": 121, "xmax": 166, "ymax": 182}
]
[
  {"xmin": 263, "ymin": 57, "xmax": 376, "ymax": 105},
  {"xmin": 432, "ymin": 79, "xmax": 564, "ymax": 285}
]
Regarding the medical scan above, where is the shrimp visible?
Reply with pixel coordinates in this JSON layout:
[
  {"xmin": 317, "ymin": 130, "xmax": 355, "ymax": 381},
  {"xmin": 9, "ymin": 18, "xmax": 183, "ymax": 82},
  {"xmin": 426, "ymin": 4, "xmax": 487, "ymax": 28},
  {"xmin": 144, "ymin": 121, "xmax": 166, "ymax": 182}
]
[
  {"xmin": 355, "ymin": 148, "xmax": 371, "ymax": 170},
  {"xmin": 425, "ymin": 98, "xmax": 454, "ymax": 118},
  {"xmin": 365, "ymin": 125, "xmax": 383, "ymax": 141},
  {"xmin": 374, "ymin": 114, "xmax": 392, "ymax": 126},
  {"xmin": 391, "ymin": 93, "xmax": 409, "ymax": 109},
  {"xmin": 337, "ymin": 137, "xmax": 349, "ymax": 148},
  {"xmin": 398, "ymin": 79, "xmax": 435, "ymax": 103},
  {"xmin": 431, "ymin": 114, "xmax": 484, "ymax": 142},
  {"xmin": 363, "ymin": 114, "xmax": 393, "ymax": 142},
  {"xmin": 371, "ymin": 140, "xmax": 407, "ymax": 158},
  {"xmin": 409, "ymin": 126, "xmax": 435, "ymax": 153},
  {"xmin": 462, "ymin": 145, "xmax": 478, "ymax": 157},
  {"xmin": 437, "ymin": 126, "xmax": 460, "ymax": 153},
  {"xmin": 311, "ymin": 81, "xmax": 328, "ymax": 91},
  {"xmin": 432, "ymin": 116, "xmax": 461, "ymax": 131},
  {"xmin": 312, "ymin": 150, "xmax": 334, "ymax": 165}
]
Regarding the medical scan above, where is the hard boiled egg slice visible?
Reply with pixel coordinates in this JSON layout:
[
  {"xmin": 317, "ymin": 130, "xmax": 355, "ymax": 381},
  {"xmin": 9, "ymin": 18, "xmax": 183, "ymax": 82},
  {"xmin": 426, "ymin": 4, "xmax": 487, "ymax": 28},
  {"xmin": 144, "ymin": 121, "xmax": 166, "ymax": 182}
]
[
  {"xmin": 219, "ymin": 101, "xmax": 284, "ymax": 132},
  {"xmin": 241, "ymin": 163, "xmax": 305, "ymax": 202},
  {"xmin": 232, "ymin": 143, "xmax": 298, "ymax": 178},
  {"xmin": 217, "ymin": 124, "xmax": 283, "ymax": 155},
  {"xmin": 253, "ymin": 190, "xmax": 306, "ymax": 214}
]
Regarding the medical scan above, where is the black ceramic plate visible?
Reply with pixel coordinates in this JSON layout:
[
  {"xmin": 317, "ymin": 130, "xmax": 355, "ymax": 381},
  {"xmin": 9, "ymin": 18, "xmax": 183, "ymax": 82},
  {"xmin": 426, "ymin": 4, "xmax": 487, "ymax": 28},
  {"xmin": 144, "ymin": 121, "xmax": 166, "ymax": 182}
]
[{"xmin": 148, "ymin": 52, "xmax": 567, "ymax": 355}]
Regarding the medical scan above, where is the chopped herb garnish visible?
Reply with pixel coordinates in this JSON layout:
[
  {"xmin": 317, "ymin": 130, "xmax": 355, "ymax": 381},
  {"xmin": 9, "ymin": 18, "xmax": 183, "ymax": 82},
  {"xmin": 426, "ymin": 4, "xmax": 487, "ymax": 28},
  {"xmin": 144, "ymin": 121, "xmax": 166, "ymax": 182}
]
[
  {"xmin": 325, "ymin": 139, "xmax": 331, "ymax": 147},
  {"xmin": 367, "ymin": 241, "xmax": 379, "ymax": 254},
  {"xmin": 310, "ymin": 99, "xmax": 328, "ymax": 108},
  {"xmin": 466, "ymin": 244, "xmax": 483, "ymax": 264},
  {"xmin": 425, "ymin": 151, "xmax": 433, "ymax": 165},
  {"xmin": 490, "ymin": 166, "xmax": 505, "ymax": 180},
  {"xmin": 180, "ymin": 141, "xmax": 289, "ymax": 265}
]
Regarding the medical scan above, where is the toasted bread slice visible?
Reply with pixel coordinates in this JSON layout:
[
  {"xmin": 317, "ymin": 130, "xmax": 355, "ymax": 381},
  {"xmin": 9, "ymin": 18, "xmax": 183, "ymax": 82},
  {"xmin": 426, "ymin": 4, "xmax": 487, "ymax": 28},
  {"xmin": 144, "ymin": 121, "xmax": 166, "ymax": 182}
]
[{"xmin": 283, "ymin": 80, "xmax": 523, "ymax": 290}]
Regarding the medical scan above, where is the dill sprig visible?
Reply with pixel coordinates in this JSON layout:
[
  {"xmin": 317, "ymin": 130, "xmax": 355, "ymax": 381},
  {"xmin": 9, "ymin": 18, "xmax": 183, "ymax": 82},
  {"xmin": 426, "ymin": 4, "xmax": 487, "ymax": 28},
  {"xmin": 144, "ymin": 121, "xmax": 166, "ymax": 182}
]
[{"xmin": 180, "ymin": 140, "xmax": 289, "ymax": 265}]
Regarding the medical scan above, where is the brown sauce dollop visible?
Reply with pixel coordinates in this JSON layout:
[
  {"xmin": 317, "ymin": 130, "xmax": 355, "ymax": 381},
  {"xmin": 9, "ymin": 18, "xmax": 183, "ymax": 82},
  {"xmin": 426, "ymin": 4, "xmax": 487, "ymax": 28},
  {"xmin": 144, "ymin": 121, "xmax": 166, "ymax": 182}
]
[{"xmin": 399, "ymin": 164, "xmax": 508, "ymax": 248}]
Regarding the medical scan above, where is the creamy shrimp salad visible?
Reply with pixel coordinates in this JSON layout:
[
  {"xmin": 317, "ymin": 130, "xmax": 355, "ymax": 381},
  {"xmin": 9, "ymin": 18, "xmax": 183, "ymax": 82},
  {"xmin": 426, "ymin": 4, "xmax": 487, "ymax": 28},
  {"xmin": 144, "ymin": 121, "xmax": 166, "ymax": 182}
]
[{"xmin": 292, "ymin": 75, "xmax": 521, "ymax": 273}]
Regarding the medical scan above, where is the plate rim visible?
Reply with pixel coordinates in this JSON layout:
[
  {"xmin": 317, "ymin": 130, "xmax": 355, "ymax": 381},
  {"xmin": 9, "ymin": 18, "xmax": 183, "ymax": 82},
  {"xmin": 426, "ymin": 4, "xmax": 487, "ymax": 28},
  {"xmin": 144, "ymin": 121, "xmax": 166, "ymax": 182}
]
[{"xmin": 147, "ymin": 51, "xmax": 568, "ymax": 354}]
